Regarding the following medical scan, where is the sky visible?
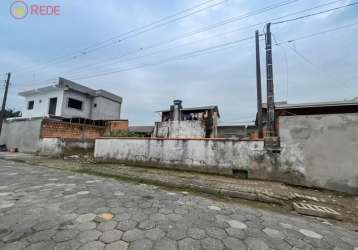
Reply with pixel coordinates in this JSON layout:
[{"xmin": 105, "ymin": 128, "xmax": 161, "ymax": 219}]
[{"xmin": 0, "ymin": 0, "xmax": 358, "ymax": 125}]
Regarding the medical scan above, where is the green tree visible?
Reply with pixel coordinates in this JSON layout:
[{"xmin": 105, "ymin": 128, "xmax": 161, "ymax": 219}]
[{"xmin": 4, "ymin": 108, "xmax": 21, "ymax": 118}]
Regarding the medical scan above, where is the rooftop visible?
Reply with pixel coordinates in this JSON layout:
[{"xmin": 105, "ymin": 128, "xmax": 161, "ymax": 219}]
[
  {"xmin": 157, "ymin": 105, "xmax": 220, "ymax": 117},
  {"xmin": 18, "ymin": 77, "xmax": 122, "ymax": 103},
  {"xmin": 262, "ymin": 98, "xmax": 358, "ymax": 110}
]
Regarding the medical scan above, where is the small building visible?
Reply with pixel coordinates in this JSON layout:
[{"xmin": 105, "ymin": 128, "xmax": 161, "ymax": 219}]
[
  {"xmin": 153, "ymin": 100, "xmax": 220, "ymax": 138},
  {"xmin": 19, "ymin": 77, "xmax": 123, "ymax": 120},
  {"xmin": 0, "ymin": 77, "xmax": 127, "ymax": 153},
  {"xmin": 261, "ymin": 99, "xmax": 358, "ymax": 134}
]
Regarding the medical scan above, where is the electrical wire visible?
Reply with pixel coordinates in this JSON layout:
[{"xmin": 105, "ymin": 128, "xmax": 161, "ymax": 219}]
[
  {"xmin": 275, "ymin": 20, "xmax": 358, "ymax": 45},
  {"xmin": 272, "ymin": 34, "xmax": 289, "ymax": 102},
  {"xmin": 70, "ymin": 36, "xmax": 255, "ymax": 80},
  {"xmin": 272, "ymin": 1, "xmax": 358, "ymax": 24},
  {"xmin": 284, "ymin": 43, "xmax": 317, "ymax": 67},
  {"xmin": 14, "ymin": 0, "xmax": 301, "ymax": 78},
  {"xmin": 41, "ymin": 0, "xmax": 347, "ymax": 80},
  {"xmin": 73, "ymin": 0, "xmax": 228, "ymax": 54},
  {"xmin": 82, "ymin": 0, "xmax": 227, "ymax": 50},
  {"xmin": 60, "ymin": 32, "xmax": 265, "ymax": 79},
  {"xmin": 13, "ymin": 0, "xmax": 227, "ymax": 75},
  {"xmin": 16, "ymin": 36, "xmax": 254, "ymax": 87},
  {"xmin": 273, "ymin": 24, "xmax": 358, "ymax": 99},
  {"xmin": 15, "ymin": 0, "xmax": 358, "ymax": 87},
  {"xmin": 41, "ymin": 0, "xmax": 347, "ymax": 79},
  {"xmin": 73, "ymin": 18, "xmax": 358, "ymax": 81}
]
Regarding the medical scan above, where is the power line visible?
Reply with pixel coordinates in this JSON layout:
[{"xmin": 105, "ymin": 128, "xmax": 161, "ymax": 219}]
[
  {"xmin": 272, "ymin": 34, "xmax": 289, "ymax": 102},
  {"xmin": 272, "ymin": 1, "xmax": 358, "ymax": 25},
  {"xmin": 284, "ymin": 42, "xmax": 358, "ymax": 97},
  {"xmin": 275, "ymin": 20, "xmax": 358, "ymax": 45},
  {"xmin": 14, "ymin": 0, "xmax": 357, "ymax": 87},
  {"xmin": 61, "ymin": 30, "xmax": 264, "ymax": 79},
  {"xmin": 284, "ymin": 43, "xmax": 317, "ymax": 67},
  {"xmin": 42, "ymin": 0, "xmax": 346, "ymax": 79},
  {"xmin": 73, "ymin": 17, "xmax": 358, "ymax": 81},
  {"xmin": 14, "ymin": 0, "xmax": 299, "ymax": 77},
  {"xmin": 273, "ymin": 22, "xmax": 358, "ymax": 98},
  {"xmin": 70, "ymin": 36, "xmax": 255, "ymax": 81},
  {"xmin": 82, "ymin": 0, "xmax": 226, "ymax": 50},
  {"xmin": 17, "ymin": 38, "xmax": 254, "ymax": 88},
  {"xmin": 43, "ymin": 0, "xmax": 346, "ymax": 80},
  {"xmin": 13, "ymin": 0, "xmax": 227, "ymax": 75},
  {"xmin": 16, "ymin": 0, "xmax": 356, "ymax": 86},
  {"xmin": 71, "ymin": 0, "xmax": 228, "ymax": 54}
]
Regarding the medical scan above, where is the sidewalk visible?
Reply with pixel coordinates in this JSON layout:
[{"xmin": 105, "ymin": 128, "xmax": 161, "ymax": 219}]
[{"xmin": 1, "ymin": 152, "xmax": 357, "ymax": 228}]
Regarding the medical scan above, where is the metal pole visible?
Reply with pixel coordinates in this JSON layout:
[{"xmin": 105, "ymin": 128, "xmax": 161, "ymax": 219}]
[
  {"xmin": 0, "ymin": 72, "xmax": 11, "ymax": 134},
  {"xmin": 265, "ymin": 23, "xmax": 276, "ymax": 137},
  {"xmin": 255, "ymin": 30, "xmax": 263, "ymax": 139}
]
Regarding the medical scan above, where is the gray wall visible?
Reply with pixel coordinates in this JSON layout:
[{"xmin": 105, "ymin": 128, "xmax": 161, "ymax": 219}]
[
  {"xmin": 279, "ymin": 113, "xmax": 358, "ymax": 194},
  {"xmin": 92, "ymin": 96, "xmax": 121, "ymax": 120},
  {"xmin": 217, "ymin": 125, "xmax": 257, "ymax": 139},
  {"xmin": 95, "ymin": 138, "xmax": 274, "ymax": 177},
  {"xmin": 0, "ymin": 118, "xmax": 95, "ymax": 155},
  {"xmin": 154, "ymin": 121, "xmax": 206, "ymax": 138},
  {"xmin": 61, "ymin": 89, "xmax": 92, "ymax": 119},
  {"xmin": 0, "ymin": 118, "xmax": 43, "ymax": 153},
  {"xmin": 60, "ymin": 90, "xmax": 121, "ymax": 120}
]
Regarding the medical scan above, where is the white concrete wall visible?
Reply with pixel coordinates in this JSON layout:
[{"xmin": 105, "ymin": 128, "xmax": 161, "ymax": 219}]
[
  {"xmin": 155, "ymin": 121, "xmax": 206, "ymax": 138},
  {"xmin": 95, "ymin": 138, "xmax": 268, "ymax": 176},
  {"xmin": 39, "ymin": 138, "xmax": 64, "ymax": 156},
  {"xmin": 38, "ymin": 138, "xmax": 95, "ymax": 156},
  {"xmin": 94, "ymin": 113, "xmax": 358, "ymax": 194},
  {"xmin": 279, "ymin": 113, "xmax": 358, "ymax": 194},
  {"xmin": 21, "ymin": 89, "xmax": 64, "ymax": 118}
]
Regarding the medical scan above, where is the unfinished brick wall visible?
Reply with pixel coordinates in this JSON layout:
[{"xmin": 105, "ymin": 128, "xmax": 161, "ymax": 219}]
[
  {"xmin": 41, "ymin": 119, "xmax": 106, "ymax": 139},
  {"xmin": 108, "ymin": 120, "xmax": 128, "ymax": 132}
]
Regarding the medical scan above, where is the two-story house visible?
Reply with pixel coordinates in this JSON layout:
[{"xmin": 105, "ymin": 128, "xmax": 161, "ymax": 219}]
[{"xmin": 19, "ymin": 77, "xmax": 122, "ymax": 120}]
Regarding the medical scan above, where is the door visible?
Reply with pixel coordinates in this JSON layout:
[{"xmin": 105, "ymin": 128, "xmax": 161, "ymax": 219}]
[{"xmin": 48, "ymin": 97, "xmax": 57, "ymax": 116}]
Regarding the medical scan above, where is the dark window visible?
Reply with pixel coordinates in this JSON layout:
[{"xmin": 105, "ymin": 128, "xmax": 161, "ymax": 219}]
[
  {"xmin": 232, "ymin": 169, "xmax": 248, "ymax": 179},
  {"xmin": 48, "ymin": 97, "xmax": 57, "ymax": 116},
  {"xmin": 27, "ymin": 101, "xmax": 34, "ymax": 110},
  {"xmin": 68, "ymin": 98, "xmax": 83, "ymax": 110},
  {"xmin": 94, "ymin": 103, "xmax": 97, "ymax": 108}
]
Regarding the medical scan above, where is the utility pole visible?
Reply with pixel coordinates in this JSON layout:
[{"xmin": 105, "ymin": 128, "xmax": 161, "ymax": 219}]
[
  {"xmin": 255, "ymin": 30, "xmax": 263, "ymax": 139},
  {"xmin": 0, "ymin": 73, "xmax": 11, "ymax": 134},
  {"xmin": 265, "ymin": 23, "xmax": 276, "ymax": 137}
]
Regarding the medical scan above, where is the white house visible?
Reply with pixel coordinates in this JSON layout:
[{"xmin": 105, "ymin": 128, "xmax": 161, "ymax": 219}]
[{"xmin": 19, "ymin": 77, "xmax": 122, "ymax": 120}]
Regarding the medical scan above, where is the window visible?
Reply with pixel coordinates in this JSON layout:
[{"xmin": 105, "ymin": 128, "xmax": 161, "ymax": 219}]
[
  {"xmin": 27, "ymin": 100, "xmax": 34, "ymax": 110},
  {"xmin": 94, "ymin": 103, "xmax": 97, "ymax": 108},
  {"xmin": 68, "ymin": 98, "xmax": 83, "ymax": 110}
]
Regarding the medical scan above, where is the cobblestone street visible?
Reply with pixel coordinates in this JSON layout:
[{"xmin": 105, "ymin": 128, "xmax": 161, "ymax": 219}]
[{"xmin": 0, "ymin": 159, "xmax": 358, "ymax": 250}]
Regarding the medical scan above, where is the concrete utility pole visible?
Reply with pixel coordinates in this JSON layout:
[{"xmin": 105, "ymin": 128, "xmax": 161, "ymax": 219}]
[
  {"xmin": 0, "ymin": 72, "xmax": 11, "ymax": 134},
  {"xmin": 265, "ymin": 23, "xmax": 276, "ymax": 137},
  {"xmin": 255, "ymin": 30, "xmax": 263, "ymax": 139}
]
